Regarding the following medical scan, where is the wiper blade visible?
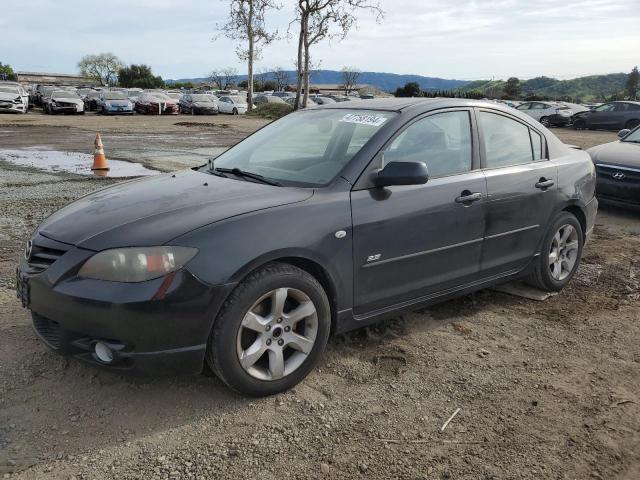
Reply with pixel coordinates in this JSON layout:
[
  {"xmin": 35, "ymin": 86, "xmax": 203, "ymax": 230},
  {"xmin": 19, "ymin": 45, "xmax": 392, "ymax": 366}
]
[
  {"xmin": 215, "ymin": 167, "xmax": 282, "ymax": 186},
  {"xmin": 207, "ymin": 167, "xmax": 228, "ymax": 178}
]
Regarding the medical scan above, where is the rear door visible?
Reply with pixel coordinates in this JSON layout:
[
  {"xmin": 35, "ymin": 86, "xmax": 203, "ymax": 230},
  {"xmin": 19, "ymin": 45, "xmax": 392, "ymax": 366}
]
[
  {"xmin": 477, "ymin": 109, "xmax": 559, "ymax": 275},
  {"xmin": 351, "ymin": 109, "xmax": 487, "ymax": 314}
]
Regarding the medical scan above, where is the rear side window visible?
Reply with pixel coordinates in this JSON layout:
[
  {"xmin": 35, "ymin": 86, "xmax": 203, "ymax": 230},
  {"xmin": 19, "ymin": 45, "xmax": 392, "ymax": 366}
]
[
  {"xmin": 479, "ymin": 111, "xmax": 534, "ymax": 168},
  {"xmin": 384, "ymin": 111, "xmax": 472, "ymax": 177},
  {"xmin": 530, "ymin": 130, "xmax": 543, "ymax": 160}
]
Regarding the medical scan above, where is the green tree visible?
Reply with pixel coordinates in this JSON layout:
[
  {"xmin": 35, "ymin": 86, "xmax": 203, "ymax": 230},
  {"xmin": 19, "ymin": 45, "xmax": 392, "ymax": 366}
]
[
  {"xmin": 78, "ymin": 53, "xmax": 124, "ymax": 86},
  {"xmin": 395, "ymin": 82, "xmax": 421, "ymax": 97},
  {"xmin": 503, "ymin": 77, "xmax": 521, "ymax": 99},
  {"xmin": 0, "ymin": 62, "xmax": 17, "ymax": 81},
  {"xmin": 118, "ymin": 64, "xmax": 164, "ymax": 88},
  {"xmin": 626, "ymin": 66, "xmax": 639, "ymax": 100}
]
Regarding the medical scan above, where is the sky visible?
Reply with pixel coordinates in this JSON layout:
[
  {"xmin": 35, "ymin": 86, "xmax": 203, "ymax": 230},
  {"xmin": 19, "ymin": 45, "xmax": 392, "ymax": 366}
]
[{"xmin": 2, "ymin": 0, "xmax": 639, "ymax": 81}]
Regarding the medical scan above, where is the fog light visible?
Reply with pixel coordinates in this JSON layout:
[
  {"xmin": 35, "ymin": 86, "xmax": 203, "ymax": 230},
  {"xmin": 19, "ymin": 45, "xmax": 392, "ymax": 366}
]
[{"xmin": 94, "ymin": 341, "xmax": 114, "ymax": 364}]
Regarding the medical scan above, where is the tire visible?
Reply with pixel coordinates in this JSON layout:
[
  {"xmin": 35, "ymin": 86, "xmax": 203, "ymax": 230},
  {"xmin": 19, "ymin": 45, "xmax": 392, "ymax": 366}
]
[
  {"xmin": 625, "ymin": 119, "xmax": 640, "ymax": 130},
  {"xmin": 207, "ymin": 262, "xmax": 331, "ymax": 397},
  {"xmin": 540, "ymin": 116, "xmax": 551, "ymax": 127},
  {"xmin": 528, "ymin": 212, "xmax": 583, "ymax": 292},
  {"xmin": 232, "ymin": 108, "xmax": 238, "ymax": 115},
  {"xmin": 573, "ymin": 119, "xmax": 587, "ymax": 130}
]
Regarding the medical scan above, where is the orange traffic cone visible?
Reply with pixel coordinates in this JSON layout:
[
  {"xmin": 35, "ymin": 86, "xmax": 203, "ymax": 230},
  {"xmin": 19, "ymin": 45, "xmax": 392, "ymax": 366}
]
[{"xmin": 92, "ymin": 133, "xmax": 109, "ymax": 171}]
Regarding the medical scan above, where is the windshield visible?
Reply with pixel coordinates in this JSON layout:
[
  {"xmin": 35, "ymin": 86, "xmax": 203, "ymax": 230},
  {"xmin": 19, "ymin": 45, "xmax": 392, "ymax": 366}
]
[
  {"xmin": 0, "ymin": 87, "xmax": 19, "ymax": 94},
  {"xmin": 104, "ymin": 93, "xmax": 126, "ymax": 100},
  {"xmin": 206, "ymin": 109, "xmax": 396, "ymax": 187},
  {"xmin": 191, "ymin": 94, "xmax": 213, "ymax": 102},
  {"xmin": 53, "ymin": 91, "xmax": 79, "ymax": 99},
  {"xmin": 622, "ymin": 127, "xmax": 640, "ymax": 143}
]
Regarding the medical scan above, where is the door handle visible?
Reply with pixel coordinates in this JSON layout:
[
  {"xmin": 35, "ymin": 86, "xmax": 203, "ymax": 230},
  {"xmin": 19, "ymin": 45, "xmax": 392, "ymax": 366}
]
[
  {"xmin": 455, "ymin": 191, "xmax": 483, "ymax": 205},
  {"xmin": 535, "ymin": 178, "xmax": 555, "ymax": 190}
]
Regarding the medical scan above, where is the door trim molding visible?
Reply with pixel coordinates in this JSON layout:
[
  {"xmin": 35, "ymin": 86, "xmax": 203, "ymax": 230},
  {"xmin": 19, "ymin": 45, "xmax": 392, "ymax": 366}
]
[
  {"xmin": 361, "ymin": 237, "xmax": 484, "ymax": 269},
  {"xmin": 485, "ymin": 224, "xmax": 539, "ymax": 240}
]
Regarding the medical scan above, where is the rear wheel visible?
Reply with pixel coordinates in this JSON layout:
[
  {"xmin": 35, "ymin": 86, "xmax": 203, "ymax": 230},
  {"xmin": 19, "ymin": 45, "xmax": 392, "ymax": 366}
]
[
  {"xmin": 540, "ymin": 116, "xmax": 551, "ymax": 127},
  {"xmin": 207, "ymin": 263, "xmax": 330, "ymax": 396},
  {"xmin": 625, "ymin": 119, "xmax": 640, "ymax": 130},
  {"xmin": 232, "ymin": 108, "xmax": 238, "ymax": 115},
  {"xmin": 528, "ymin": 212, "xmax": 583, "ymax": 292}
]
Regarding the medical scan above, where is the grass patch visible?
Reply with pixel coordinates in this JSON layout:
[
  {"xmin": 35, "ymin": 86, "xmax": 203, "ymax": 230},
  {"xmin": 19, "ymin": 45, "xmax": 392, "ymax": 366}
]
[{"xmin": 247, "ymin": 103, "xmax": 293, "ymax": 120}]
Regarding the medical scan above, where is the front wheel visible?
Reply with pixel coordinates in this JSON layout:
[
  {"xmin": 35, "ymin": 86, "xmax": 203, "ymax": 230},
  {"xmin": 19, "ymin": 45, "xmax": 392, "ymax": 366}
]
[
  {"xmin": 573, "ymin": 119, "xmax": 587, "ymax": 130},
  {"xmin": 232, "ymin": 108, "xmax": 238, "ymax": 115},
  {"xmin": 207, "ymin": 263, "xmax": 331, "ymax": 396},
  {"xmin": 528, "ymin": 212, "xmax": 583, "ymax": 292}
]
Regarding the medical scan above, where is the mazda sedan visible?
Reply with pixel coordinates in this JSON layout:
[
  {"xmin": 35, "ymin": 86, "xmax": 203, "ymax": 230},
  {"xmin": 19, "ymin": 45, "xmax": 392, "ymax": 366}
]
[{"xmin": 17, "ymin": 98, "xmax": 597, "ymax": 396}]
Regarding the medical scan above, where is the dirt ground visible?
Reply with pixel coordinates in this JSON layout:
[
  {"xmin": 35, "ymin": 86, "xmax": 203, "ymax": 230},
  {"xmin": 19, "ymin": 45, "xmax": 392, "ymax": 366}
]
[{"xmin": 0, "ymin": 112, "xmax": 638, "ymax": 480}]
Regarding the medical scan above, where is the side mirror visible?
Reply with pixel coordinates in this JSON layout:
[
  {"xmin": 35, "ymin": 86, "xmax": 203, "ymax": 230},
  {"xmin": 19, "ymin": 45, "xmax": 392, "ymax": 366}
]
[
  {"xmin": 373, "ymin": 161, "xmax": 429, "ymax": 187},
  {"xmin": 617, "ymin": 129, "xmax": 630, "ymax": 139}
]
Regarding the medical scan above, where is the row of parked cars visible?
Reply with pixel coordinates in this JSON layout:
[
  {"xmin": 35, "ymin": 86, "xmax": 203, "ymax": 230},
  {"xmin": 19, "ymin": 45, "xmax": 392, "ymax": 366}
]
[{"xmin": 497, "ymin": 99, "xmax": 640, "ymax": 131}]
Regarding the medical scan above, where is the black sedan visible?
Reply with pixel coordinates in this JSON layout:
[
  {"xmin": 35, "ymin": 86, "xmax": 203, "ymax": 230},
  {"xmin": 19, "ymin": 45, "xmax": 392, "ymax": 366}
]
[
  {"xmin": 178, "ymin": 94, "xmax": 219, "ymax": 115},
  {"xmin": 573, "ymin": 101, "xmax": 640, "ymax": 131},
  {"xmin": 17, "ymin": 98, "xmax": 598, "ymax": 396},
  {"xmin": 588, "ymin": 126, "xmax": 640, "ymax": 207}
]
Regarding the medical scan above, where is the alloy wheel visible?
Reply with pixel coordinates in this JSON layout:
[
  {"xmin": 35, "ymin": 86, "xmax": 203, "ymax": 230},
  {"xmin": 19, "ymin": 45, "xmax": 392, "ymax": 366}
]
[
  {"xmin": 549, "ymin": 224, "xmax": 579, "ymax": 281},
  {"xmin": 236, "ymin": 287, "xmax": 318, "ymax": 381}
]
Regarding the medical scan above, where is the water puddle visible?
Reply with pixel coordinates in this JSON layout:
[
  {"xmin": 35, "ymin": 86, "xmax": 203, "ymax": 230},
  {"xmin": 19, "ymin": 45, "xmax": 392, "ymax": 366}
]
[{"xmin": 0, "ymin": 149, "xmax": 160, "ymax": 177}]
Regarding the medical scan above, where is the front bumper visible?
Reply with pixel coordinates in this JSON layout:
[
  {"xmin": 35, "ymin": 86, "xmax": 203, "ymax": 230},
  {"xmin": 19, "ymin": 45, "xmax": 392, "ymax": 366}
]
[
  {"xmin": 192, "ymin": 106, "xmax": 219, "ymax": 115},
  {"xmin": 52, "ymin": 104, "xmax": 83, "ymax": 114},
  {"xmin": 548, "ymin": 114, "xmax": 571, "ymax": 126},
  {"xmin": 103, "ymin": 106, "xmax": 134, "ymax": 115},
  {"xmin": 0, "ymin": 102, "xmax": 25, "ymax": 113},
  {"xmin": 17, "ymin": 235, "xmax": 235, "ymax": 375}
]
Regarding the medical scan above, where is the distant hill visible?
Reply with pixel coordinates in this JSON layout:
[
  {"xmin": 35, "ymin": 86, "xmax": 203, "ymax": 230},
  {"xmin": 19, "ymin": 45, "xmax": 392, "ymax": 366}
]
[
  {"xmin": 460, "ymin": 73, "xmax": 629, "ymax": 101},
  {"xmin": 168, "ymin": 69, "xmax": 469, "ymax": 92}
]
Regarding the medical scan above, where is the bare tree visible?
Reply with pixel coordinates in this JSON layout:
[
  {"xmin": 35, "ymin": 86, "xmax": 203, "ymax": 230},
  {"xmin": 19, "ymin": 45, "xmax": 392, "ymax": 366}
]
[
  {"xmin": 78, "ymin": 53, "xmax": 124, "ymax": 86},
  {"xmin": 218, "ymin": 0, "xmax": 281, "ymax": 111},
  {"xmin": 341, "ymin": 66, "xmax": 360, "ymax": 95},
  {"xmin": 293, "ymin": 0, "xmax": 382, "ymax": 110},
  {"xmin": 208, "ymin": 67, "xmax": 238, "ymax": 90},
  {"xmin": 272, "ymin": 66, "xmax": 291, "ymax": 91}
]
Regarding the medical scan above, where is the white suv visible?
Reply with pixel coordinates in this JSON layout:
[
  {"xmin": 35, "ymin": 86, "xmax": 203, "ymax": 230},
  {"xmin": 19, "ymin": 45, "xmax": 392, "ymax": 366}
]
[{"xmin": 515, "ymin": 101, "xmax": 573, "ymax": 127}]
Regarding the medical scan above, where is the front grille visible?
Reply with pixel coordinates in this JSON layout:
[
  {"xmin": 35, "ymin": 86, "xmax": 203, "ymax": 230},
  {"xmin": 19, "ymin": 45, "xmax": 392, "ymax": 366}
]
[
  {"xmin": 596, "ymin": 163, "xmax": 640, "ymax": 184},
  {"xmin": 26, "ymin": 234, "xmax": 72, "ymax": 273},
  {"xmin": 32, "ymin": 313, "xmax": 62, "ymax": 349}
]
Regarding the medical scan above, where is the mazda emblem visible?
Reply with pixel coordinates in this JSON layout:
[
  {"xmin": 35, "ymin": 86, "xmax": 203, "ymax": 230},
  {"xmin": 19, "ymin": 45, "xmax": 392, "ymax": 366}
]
[
  {"xmin": 24, "ymin": 240, "xmax": 33, "ymax": 261},
  {"xmin": 612, "ymin": 172, "xmax": 625, "ymax": 180}
]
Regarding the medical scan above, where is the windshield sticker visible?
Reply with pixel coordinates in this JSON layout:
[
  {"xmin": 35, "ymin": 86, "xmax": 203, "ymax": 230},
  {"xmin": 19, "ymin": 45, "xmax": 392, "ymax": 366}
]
[{"xmin": 339, "ymin": 113, "xmax": 388, "ymax": 127}]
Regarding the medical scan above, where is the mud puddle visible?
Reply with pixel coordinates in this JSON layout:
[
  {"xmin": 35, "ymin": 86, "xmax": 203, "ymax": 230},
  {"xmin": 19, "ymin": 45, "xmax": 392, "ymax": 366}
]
[{"xmin": 0, "ymin": 149, "xmax": 160, "ymax": 177}]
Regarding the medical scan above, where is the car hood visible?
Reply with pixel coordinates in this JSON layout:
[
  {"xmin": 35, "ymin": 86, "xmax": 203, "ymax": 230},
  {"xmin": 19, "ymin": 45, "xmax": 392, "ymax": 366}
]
[
  {"xmin": 587, "ymin": 141, "xmax": 640, "ymax": 168},
  {"xmin": 194, "ymin": 102, "xmax": 216, "ymax": 107},
  {"xmin": 53, "ymin": 97, "xmax": 83, "ymax": 104},
  {"xmin": 38, "ymin": 169, "xmax": 313, "ymax": 251}
]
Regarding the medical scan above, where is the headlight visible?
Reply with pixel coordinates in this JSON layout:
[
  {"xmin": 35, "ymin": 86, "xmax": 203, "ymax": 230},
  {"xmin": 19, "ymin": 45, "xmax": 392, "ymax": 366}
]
[
  {"xmin": 78, "ymin": 246, "xmax": 198, "ymax": 282},
  {"xmin": 105, "ymin": 102, "xmax": 112, "ymax": 108}
]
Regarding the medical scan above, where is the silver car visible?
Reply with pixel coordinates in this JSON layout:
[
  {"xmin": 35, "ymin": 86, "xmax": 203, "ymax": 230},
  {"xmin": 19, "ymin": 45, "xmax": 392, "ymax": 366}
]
[
  {"xmin": 43, "ymin": 90, "xmax": 84, "ymax": 114},
  {"xmin": 0, "ymin": 85, "xmax": 28, "ymax": 114},
  {"xmin": 515, "ymin": 101, "xmax": 573, "ymax": 127}
]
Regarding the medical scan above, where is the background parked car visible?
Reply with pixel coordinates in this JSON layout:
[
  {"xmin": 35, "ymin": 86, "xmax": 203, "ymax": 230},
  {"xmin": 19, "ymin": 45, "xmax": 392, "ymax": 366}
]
[
  {"xmin": 0, "ymin": 81, "xmax": 29, "ymax": 110},
  {"xmin": 0, "ymin": 85, "xmax": 28, "ymax": 114},
  {"xmin": 587, "ymin": 125, "xmax": 640, "ymax": 207},
  {"xmin": 310, "ymin": 96, "xmax": 336, "ymax": 105},
  {"xmin": 179, "ymin": 94, "xmax": 219, "ymax": 114},
  {"xmin": 515, "ymin": 101, "xmax": 573, "ymax": 127},
  {"xmin": 83, "ymin": 91, "xmax": 102, "ymax": 112},
  {"xmin": 43, "ymin": 90, "xmax": 84, "ymax": 115},
  {"xmin": 217, "ymin": 95, "xmax": 248, "ymax": 114},
  {"xmin": 135, "ymin": 92, "xmax": 179, "ymax": 115},
  {"xmin": 253, "ymin": 94, "xmax": 286, "ymax": 106},
  {"xmin": 572, "ymin": 101, "xmax": 640, "ymax": 131},
  {"xmin": 97, "ymin": 91, "xmax": 134, "ymax": 115},
  {"xmin": 126, "ymin": 89, "xmax": 143, "ymax": 104}
]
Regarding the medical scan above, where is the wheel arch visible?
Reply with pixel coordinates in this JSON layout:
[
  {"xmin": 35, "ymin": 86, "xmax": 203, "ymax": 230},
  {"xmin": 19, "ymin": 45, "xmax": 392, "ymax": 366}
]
[
  {"xmin": 227, "ymin": 251, "xmax": 340, "ymax": 335},
  {"xmin": 562, "ymin": 203, "xmax": 587, "ymax": 237}
]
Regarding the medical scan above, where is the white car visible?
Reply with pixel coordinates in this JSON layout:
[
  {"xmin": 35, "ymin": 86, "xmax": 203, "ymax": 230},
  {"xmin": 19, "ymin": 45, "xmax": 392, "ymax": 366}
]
[
  {"xmin": 217, "ymin": 95, "xmax": 248, "ymax": 115},
  {"xmin": 0, "ymin": 84, "xmax": 28, "ymax": 114},
  {"xmin": 515, "ymin": 101, "xmax": 573, "ymax": 127}
]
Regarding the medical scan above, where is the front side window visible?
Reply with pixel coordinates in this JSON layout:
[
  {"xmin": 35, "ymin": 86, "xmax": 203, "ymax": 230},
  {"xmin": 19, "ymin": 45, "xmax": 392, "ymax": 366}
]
[
  {"xmin": 384, "ymin": 111, "xmax": 472, "ymax": 177},
  {"xmin": 479, "ymin": 111, "xmax": 534, "ymax": 168},
  {"xmin": 594, "ymin": 103, "xmax": 615, "ymax": 112},
  {"xmin": 516, "ymin": 103, "xmax": 531, "ymax": 110},
  {"xmin": 209, "ymin": 109, "xmax": 397, "ymax": 187}
]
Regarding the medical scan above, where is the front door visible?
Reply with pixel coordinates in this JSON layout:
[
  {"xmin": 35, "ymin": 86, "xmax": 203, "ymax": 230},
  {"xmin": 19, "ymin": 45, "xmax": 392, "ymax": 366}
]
[
  {"xmin": 476, "ymin": 109, "xmax": 559, "ymax": 275},
  {"xmin": 351, "ymin": 109, "xmax": 487, "ymax": 314}
]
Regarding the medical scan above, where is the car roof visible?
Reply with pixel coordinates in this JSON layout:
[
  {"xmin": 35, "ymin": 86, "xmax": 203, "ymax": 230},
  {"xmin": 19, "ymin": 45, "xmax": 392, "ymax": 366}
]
[{"xmin": 319, "ymin": 97, "xmax": 516, "ymax": 113}]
